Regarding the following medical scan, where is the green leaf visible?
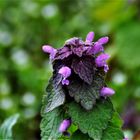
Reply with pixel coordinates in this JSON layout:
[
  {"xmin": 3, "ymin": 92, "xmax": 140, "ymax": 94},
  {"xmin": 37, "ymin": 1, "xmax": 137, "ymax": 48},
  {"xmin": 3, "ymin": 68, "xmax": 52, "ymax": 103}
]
[
  {"xmin": 68, "ymin": 98, "xmax": 114, "ymax": 140},
  {"xmin": 101, "ymin": 112, "xmax": 124, "ymax": 140},
  {"xmin": 0, "ymin": 114, "xmax": 19, "ymax": 140},
  {"xmin": 67, "ymin": 71, "xmax": 105, "ymax": 110},
  {"xmin": 40, "ymin": 108, "xmax": 64, "ymax": 140},
  {"xmin": 41, "ymin": 74, "xmax": 66, "ymax": 140},
  {"xmin": 116, "ymin": 22, "xmax": 140, "ymax": 69},
  {"xmin": 71, "ymin": 130, "xmax": 92, "ymax": 140},
  {"xmin": 44, "ymin": 74, "xmax": 65, "ymax": 113}
]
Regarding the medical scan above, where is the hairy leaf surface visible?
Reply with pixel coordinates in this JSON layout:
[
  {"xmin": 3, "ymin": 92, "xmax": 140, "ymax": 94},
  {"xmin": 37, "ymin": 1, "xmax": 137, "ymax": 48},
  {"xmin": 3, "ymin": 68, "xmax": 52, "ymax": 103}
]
[
  {"xmin": 71, "ymin": 57, "xmax": 95, "ymax": 84},
  {"xmin": 71, "ymin": 130, "xmax": 92, "ymax": 140},
  {"xmin": 40, "ymin": 108, "xmax": 64, "ymax": 140},
  {"xmin": 67, "ymin": 71, "xmax": 105, "ymax": 110},
  {"xmin": 101, "ymin": 112, "xmax": 124, "ymax": 140},
  {"xmin": 44, "ymin": 73, "xmax": 65, "ymax": 113},
  {"xmin": 68, "ymin": 98, "xmax": 114, "ymax": 140}
]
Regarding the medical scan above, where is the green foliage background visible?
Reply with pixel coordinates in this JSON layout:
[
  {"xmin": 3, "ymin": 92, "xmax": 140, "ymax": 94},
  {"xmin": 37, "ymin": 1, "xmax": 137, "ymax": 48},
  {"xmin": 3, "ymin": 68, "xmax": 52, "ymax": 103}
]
[{"xmin": 0, "ymin": 0, "xmax": 140, "ymax": 139}]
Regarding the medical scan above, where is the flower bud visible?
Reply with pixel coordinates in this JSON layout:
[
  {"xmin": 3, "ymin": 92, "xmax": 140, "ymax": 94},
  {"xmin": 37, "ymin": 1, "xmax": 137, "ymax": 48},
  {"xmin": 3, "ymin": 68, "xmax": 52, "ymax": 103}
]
[
  {"xmin": 100, "ymin": 87, "xmax": 115, "ymax": 97},
  {"xmin": 42, "ymin": 45, "xmax": 57, "ymax": 59},
  {"xmin": 59, "ymin": 119, "xmax": 71, "ymax": 133},
  {"xmin": 98, "ymin": 36, "xmax": 109, "ymax": 44},
  {"xmin": 85, "ymin": 32, "xmax": 94, "ymax": 43}
]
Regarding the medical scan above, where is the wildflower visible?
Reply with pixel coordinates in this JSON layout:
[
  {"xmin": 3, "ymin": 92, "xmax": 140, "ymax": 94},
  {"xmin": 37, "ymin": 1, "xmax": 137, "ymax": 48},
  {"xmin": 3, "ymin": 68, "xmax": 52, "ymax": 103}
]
[
  {"xmin": 59, "ymin": 119, "xmax": 71, "ymax": 133},
  {"xmin": 85, "ymin": 31, "xmax": 94, "ymax": 43},
  {"xmin": 42, "ymin": 45, "xmax": 57, "ymax": 59},
  {"xmin": 98, "ymin": 36, "xmax": 109, "ymax": 44},
  {"xmin": 100, "ymin": 87, "xmax": 115, "ymax": 97},
  {"xmin": 87, "ymin": 42, "xmax": 104, "ymax": 55},
  {"xmin": 58, "ymin": 66, "xmax": 71, "ymax": 85},
  {"xmin": 42, "ymin": 31, "xmax": 110, "ymax": 86},
  {"xmin": 87, "ymin": 36, "xmax": 109, "ymax": 55},
  {"xmin": 95, "ymin": 53, "xmax": 110, "ymax": 72}
]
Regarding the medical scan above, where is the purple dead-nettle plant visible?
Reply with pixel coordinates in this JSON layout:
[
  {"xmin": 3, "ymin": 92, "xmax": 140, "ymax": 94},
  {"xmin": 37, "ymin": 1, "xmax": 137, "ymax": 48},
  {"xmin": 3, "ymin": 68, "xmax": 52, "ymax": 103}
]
[
  {"xmin": 41, "ymin": 32, "xmax": 124, "ymax": 140},
  {"xmin": 42, "ymin": 32, "xmax": 110, "ymax": 84}
]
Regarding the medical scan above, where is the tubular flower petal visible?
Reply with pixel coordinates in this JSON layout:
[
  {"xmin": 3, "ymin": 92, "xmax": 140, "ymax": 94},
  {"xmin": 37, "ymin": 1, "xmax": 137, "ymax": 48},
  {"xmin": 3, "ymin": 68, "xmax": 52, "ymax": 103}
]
[
  {"xmin": 42, "ymin": 45, "xmax": 57, "ymax": 59},
  {"xmin": 85, "ymin": 32, "xmax": 94, "ymax": 43},
  {"xmin": 95, "ymin": 53, "xmax": 110, "ymax": 72},
  {"xmin": 100, "ymin": 87, "xmax": 115, "ymax": 97},
  {"xmin": 58, "ymin": 66, "xmax": 71, "ymax": 85},
  {"xmin": 86, "ymin": 36, "xmax": 109, "ymax": 55},
  {"xmin": 87, "ymin": 42, "xmax": 104, "ymax": 55},
  {"xmin": 98, "ymin": 36, "xmax": 109, "ymax": 44},
  {"xmin": 59, "ymin": 119, "xmax": 71, "ymax": 133},
  {"xmin": 58, "ymin": 66, "xmax": 71, "ymax": 78}
]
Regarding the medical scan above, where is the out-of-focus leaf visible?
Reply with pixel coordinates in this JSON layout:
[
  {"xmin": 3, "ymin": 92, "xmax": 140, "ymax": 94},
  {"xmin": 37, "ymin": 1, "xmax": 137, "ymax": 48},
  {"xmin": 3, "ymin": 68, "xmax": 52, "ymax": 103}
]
[
  {"xmin": 116, "ymin": 22, "xmax": 140, "ymax": 69},
  {"xmin": 94, "ymin": 0, "xmax": 124, "ymax": 21},
  {"xmin": 133, "ymin": 130, "xmax": 140, "ymax": 140},
  {"xmin": 0, "ymin": 114, "xmax": 19, "ymax": 140}
]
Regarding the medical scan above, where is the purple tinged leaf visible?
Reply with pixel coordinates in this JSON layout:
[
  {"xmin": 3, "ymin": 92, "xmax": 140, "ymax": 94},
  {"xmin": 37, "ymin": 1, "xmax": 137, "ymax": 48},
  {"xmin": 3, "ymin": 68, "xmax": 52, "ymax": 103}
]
[
  {"xmin": 42, "ymin": 45, "xmax": 57, "ymax": 59},
  {"xmin": 65, "ymin": 37, "xmax": 79, "ymax": 45},
  {"xmin": 55, "ymin": 47, "xmax": 72, "ymax": 60},
  {"xmin": 72, "ymin": 46, "xmax": 83, "ymax": 57},
  {"xmin": 71, "ymin": 57, "xmax": 95, "ymax": 84},
  {"xmin": 100, "ymin": 87, "xmax": 115, "ymax": 97},
  {"xmin": 66, "ymin": 38, "xmax": 84, "ymax": 57},
  {"xmin": 86, "ymin": 32, "xmax": 94, "ymax": 43},
  {"xmin": 98, "ymin": 36, "xmax": 109, "ymax": 44},
  {"xmin": 67, "ymin": 71, "xmax": 105, "ymax": 110},
  {"xmin": 59, "ymin": 119, "xmax": 71, "ymax": 133}
]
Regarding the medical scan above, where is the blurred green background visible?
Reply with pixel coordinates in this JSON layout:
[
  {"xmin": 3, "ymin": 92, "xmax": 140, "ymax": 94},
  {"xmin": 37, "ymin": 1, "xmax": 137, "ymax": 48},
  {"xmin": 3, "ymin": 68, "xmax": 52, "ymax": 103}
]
[{"xmin": 0, "ymin": 0, "xmax": 140, "ymax": 139}]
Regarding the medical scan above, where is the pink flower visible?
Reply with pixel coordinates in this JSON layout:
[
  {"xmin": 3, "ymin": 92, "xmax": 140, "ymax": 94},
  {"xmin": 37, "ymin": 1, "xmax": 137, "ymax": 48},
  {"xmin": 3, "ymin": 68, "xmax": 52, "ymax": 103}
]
[
  {"xmin": 98, "ymin": 36, "xmax": 109, "ymax": 44},
  {"xmin": 59, "ymin": 119, "xmax": 71, "ymax": 133},
  {"xmin": 88, "ymin": 42, "xmax": 104, "ymax": 55},
  {"xmin": 100, "ymin": 87, "xmax": 115, "ymax": 97},
  {"xmin": 85, "ymin": 32, "xmax": 94, "ymax": 43},
  {"xmin": 87, "ymin": 36, "xmax": 109, "ymax": 55},
  {"xmin": 58, "ymin": 66, "xmax": 71, "ymax": 85},
  {"xmin": 42, "ymin": 45, "xmax": 57, "ymax": 59},
  {"xmin": 95, "ymin": 53, "xmax": 110, "ymax": 73}
]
